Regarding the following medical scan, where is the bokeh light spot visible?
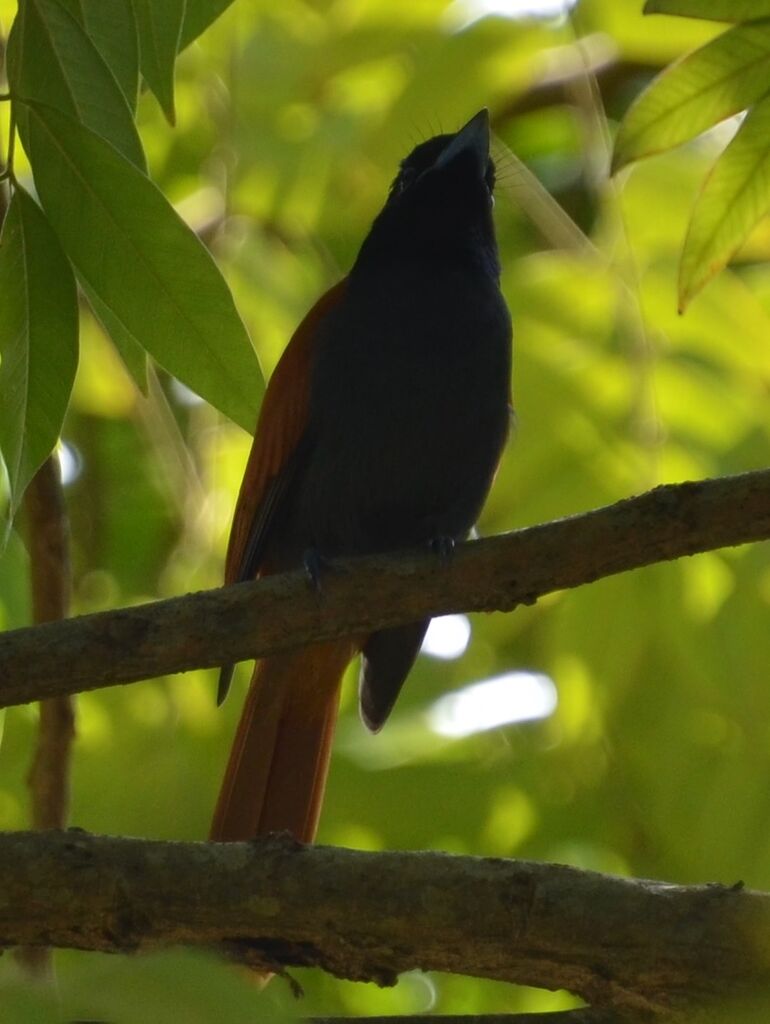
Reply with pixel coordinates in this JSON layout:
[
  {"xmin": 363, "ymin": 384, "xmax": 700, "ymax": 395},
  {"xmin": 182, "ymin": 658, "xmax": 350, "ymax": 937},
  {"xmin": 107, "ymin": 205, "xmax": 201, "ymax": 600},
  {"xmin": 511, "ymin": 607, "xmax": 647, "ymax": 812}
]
[
  {"xmin": 421, "ymin": 614, "xmax": 472, "ymax": 660},
  {"xmin": 59, "ymin": 441, "xmax": 82, "ymax": 486},
  {"xmin": 429, "ymin": 671, "xmax": 558, "ymax": 738}
]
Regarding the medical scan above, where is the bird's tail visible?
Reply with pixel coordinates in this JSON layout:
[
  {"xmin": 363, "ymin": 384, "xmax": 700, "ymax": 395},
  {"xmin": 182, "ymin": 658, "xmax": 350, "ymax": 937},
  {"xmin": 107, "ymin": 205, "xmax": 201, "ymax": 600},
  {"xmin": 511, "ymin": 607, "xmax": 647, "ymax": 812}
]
[{"xmin": 210, "ymin": 640, "xmax": 356, "ymax": 843}]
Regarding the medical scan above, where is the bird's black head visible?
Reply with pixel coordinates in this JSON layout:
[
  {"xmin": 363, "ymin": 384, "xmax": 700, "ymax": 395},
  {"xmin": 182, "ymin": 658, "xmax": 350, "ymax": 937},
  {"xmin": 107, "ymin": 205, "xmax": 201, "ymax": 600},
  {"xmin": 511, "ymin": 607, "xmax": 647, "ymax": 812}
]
[{"xmin": 354, "ymin": 110, "xmax": 500, "ymax": 280}]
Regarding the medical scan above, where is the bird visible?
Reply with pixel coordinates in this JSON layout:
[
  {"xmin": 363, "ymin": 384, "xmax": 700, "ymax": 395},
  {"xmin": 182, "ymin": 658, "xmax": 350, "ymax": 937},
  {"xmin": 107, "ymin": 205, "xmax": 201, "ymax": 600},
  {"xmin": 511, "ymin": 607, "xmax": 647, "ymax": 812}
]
[{"xmin": 210, "ymin": 109, "xmax": 512, "ymax": 846}]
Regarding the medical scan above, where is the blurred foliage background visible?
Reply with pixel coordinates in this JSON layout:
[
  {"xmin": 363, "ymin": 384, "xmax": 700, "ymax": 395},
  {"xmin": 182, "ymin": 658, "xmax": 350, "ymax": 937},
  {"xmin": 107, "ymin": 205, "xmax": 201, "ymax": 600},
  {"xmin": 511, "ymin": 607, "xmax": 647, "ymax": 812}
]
[{"xmin": 2, "ymin": 0, "xmax": 770, "ymax": 1019}]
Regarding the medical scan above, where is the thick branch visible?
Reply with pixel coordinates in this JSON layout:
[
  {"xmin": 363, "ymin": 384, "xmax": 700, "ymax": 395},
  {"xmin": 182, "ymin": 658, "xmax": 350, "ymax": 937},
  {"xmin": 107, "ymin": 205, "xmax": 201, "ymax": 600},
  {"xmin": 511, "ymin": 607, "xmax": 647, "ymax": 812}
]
[
  {"xmin": 1, "ymin": 830, "xmax": 768, "ymax": 1018},
  {"xmin": 1, "ymin": 470, "xmax": 769, "ymax": 708}
]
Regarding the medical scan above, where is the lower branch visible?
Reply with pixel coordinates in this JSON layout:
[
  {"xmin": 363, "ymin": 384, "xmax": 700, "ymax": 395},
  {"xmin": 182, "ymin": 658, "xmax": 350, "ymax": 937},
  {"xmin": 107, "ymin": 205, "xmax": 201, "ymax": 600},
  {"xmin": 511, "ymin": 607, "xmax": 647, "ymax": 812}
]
[
  {"xmin": 1, "ymin": 831, "xmax": 769, "ymax": 1018},
  {"xmin": 0, "ymin": 469, "xmax": 769, "ymax": 709}
]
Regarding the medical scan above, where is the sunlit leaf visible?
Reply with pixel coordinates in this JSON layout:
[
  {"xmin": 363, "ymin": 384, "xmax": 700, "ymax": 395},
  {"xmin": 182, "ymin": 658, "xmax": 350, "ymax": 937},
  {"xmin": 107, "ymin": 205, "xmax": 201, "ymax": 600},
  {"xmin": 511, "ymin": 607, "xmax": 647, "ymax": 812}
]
[
  {"xmin": 6, "ymin": 0, "xmax": 145, "ymax": 168},
  {"xmin": 57, "ymin": 0, "xmax": 140, "ymax": 111},
  {"xmin": 0, "ymin": 188, "xmax": 78, "ymax": 514},
  {"xmin": 25, "ymin": 103, "xmax": 263, "ymax": 431},
  {"xmin": 180, "ymin": 0, "xmax": 236, "ymax": 50},
  {"xmin": 613, "ymin": 20, "xmax": 770, "ymax": 172},
  {"xmin": 132, "ymin": 0, "xmax": 185, "ymax": 125},
  {"xmin": 645, "ymin": 0, "xmax": 770, "ymax": 21},
  {"xmin": 679, "ymin": 97, "xmax": 770, "ymax": 310}
]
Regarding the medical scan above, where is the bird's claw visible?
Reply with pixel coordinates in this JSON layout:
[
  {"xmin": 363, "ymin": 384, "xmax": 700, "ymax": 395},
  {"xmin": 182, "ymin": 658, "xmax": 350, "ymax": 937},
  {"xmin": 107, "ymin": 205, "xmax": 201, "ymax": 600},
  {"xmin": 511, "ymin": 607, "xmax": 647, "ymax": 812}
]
[
  {"xmin": 429, "ymin": 535, "xmax": 455, "ymax": 562},
  {"xmin": 303, "ymin": 548, "xmax": 331, "ymax": 593}
]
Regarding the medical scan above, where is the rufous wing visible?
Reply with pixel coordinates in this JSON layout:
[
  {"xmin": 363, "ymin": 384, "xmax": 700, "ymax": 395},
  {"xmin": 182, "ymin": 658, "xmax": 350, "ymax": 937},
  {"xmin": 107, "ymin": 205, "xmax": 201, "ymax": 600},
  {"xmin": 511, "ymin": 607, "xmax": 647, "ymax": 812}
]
[{"xmin": 224, "ymin": 277, "xmax": 348, "ymax": 586}]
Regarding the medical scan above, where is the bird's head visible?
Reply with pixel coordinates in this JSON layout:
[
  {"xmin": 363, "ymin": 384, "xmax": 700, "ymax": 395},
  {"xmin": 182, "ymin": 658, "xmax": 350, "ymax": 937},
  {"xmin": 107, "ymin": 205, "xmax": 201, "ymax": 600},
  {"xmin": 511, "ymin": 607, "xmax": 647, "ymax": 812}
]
[{"xmin": 354, "ymin": 109, "xmax": 500, "ymax": 279}]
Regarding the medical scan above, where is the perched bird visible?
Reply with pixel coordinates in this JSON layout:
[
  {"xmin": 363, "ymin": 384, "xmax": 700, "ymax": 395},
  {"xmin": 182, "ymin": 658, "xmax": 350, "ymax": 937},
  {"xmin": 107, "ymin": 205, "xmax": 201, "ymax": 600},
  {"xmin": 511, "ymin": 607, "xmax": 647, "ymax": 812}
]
[{"xmin": 210, "ymin": 109, "xmax": 512, "ymax": 845}]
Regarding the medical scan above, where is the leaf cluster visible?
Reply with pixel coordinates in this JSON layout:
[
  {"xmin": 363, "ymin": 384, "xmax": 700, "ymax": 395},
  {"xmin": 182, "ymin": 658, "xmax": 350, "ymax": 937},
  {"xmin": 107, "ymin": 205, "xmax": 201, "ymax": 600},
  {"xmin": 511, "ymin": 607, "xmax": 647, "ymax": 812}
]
[
  {"xmin": 614, "ymin": 0, "xmax": 770, "ymax": 308},
  {"xmin": 0, "ymin": 0, "xmax": 261, "ymax": 519}
]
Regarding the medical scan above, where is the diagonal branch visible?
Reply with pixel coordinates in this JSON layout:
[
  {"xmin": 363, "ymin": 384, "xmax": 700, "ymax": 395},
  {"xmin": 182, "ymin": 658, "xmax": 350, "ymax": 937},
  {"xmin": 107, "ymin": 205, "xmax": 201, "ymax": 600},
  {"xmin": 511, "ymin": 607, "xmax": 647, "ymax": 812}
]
[
  {"xmin": 1, "ymin": 469, "xmax": 769, "ymax": 709},
  {"xmin": 1, "ymin": 830, "xmax": 769, "ymax": 1018}
]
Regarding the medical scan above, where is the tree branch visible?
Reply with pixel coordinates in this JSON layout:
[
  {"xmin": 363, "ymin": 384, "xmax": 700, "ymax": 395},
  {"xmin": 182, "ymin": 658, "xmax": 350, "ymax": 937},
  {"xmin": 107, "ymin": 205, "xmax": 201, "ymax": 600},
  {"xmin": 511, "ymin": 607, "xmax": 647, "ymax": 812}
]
[
  {"xmin": 1, "ymin": 830, "xmax": 768, "ymax": 1018},
  {"xmin": 1, "ymin": 470, "xmax": 769, "ymax": 709}
]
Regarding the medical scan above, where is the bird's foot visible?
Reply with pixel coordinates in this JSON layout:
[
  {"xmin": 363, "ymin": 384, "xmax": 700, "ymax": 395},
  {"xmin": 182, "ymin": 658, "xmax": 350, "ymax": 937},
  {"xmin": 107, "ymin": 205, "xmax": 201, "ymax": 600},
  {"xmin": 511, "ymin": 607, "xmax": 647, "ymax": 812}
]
[
  {"xmin": 303, "ymin": 547, "xmax": 332, "ymax": 593},
  {"xmin": 429, "ymin": 535, "xmax": 455, "ymax": 563}
]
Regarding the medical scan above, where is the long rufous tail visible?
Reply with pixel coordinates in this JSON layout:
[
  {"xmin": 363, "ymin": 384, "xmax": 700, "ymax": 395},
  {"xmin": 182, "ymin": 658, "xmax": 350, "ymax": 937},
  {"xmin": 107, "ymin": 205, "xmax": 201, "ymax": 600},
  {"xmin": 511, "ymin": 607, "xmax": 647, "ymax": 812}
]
[{"xmin": 210, "ymin": 640, "xmax": 356, "ymax": 843}]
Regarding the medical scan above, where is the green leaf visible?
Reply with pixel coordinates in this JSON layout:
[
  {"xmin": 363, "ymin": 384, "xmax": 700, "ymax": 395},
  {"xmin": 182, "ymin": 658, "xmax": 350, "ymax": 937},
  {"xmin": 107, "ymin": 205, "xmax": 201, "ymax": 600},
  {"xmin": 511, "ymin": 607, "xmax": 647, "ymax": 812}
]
[
  {"xmin": 25, "ymin": 102, "xmax": 264, "ymax": 431},
  {"xmin": 645, "ymin": 0, "xmax": 770, "ymax": 21},
  {"xmin": 57, "ymin": 0, "xmax": 140, "ymax": 111},
  {"xmin": 679, "ymin": 97, "xmax": 770, "ymax": 310},
  {"xmin": 7, "ymin": 0, "xmax": 145, "ymax": 169},
  {"xmin": 132, "ymin": 0, "xmax": 186, "ymax": 125},
  {"xmin": 179, "ymin": 0, "xmax": 236, "ymax": 50},
  {"xmin": 0, "ymin": 188, "xmax": 79, "ymax": 514},
  {"xmin": 613, "ymin": 20, "xmax": 770, "ymax": 172}
]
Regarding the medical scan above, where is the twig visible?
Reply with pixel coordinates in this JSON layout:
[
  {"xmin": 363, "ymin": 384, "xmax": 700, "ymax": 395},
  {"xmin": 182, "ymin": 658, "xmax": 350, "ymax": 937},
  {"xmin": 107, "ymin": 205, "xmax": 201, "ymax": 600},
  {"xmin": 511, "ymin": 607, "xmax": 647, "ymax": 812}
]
[
  {"xmin": 493, "ymin": 51, "xmax": 659, "ymax": 124},
  {"xmin": 0, "ymin": 469, "xmax": 769, "ymax": 709}
]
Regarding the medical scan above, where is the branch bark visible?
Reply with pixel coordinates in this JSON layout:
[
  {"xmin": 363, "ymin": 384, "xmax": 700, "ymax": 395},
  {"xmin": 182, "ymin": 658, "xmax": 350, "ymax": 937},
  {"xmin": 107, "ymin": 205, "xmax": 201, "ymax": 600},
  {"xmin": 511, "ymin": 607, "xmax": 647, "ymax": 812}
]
[
  {"xmin": 1, "ymin": 830, "xmax": 768, "ymax": 1019},
  {"xmin": 0, "ymin": 469, "xmax": 769, "ymax": 709}
]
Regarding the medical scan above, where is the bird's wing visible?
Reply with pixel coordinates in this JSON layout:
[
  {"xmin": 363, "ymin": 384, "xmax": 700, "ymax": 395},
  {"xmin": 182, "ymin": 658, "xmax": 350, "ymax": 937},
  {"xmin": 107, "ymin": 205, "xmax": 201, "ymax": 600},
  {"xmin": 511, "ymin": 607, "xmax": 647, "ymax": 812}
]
[
  {"xmin": 224, "ymin": 277, "xmax": 348, "ymax": 586},
  {"xmin": 217, "ymin": 278, "xmax": 348, "ymax": 705}
]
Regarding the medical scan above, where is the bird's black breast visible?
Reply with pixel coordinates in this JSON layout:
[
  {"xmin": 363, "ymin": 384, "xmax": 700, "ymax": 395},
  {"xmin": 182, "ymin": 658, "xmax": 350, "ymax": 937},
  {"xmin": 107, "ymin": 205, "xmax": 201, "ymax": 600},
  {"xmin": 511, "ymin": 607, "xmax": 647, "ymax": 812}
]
[{"xmin": 274, "ymin": 261, "xmax": 512, "ymax": 563}]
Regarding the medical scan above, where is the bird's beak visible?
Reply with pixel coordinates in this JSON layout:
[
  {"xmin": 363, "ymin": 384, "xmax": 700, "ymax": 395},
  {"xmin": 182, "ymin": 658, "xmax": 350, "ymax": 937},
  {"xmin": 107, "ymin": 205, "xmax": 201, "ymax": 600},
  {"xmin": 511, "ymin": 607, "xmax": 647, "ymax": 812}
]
[{"xmin": 434, "ymin": 108, "xmax": 490, "ymax": 175}]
